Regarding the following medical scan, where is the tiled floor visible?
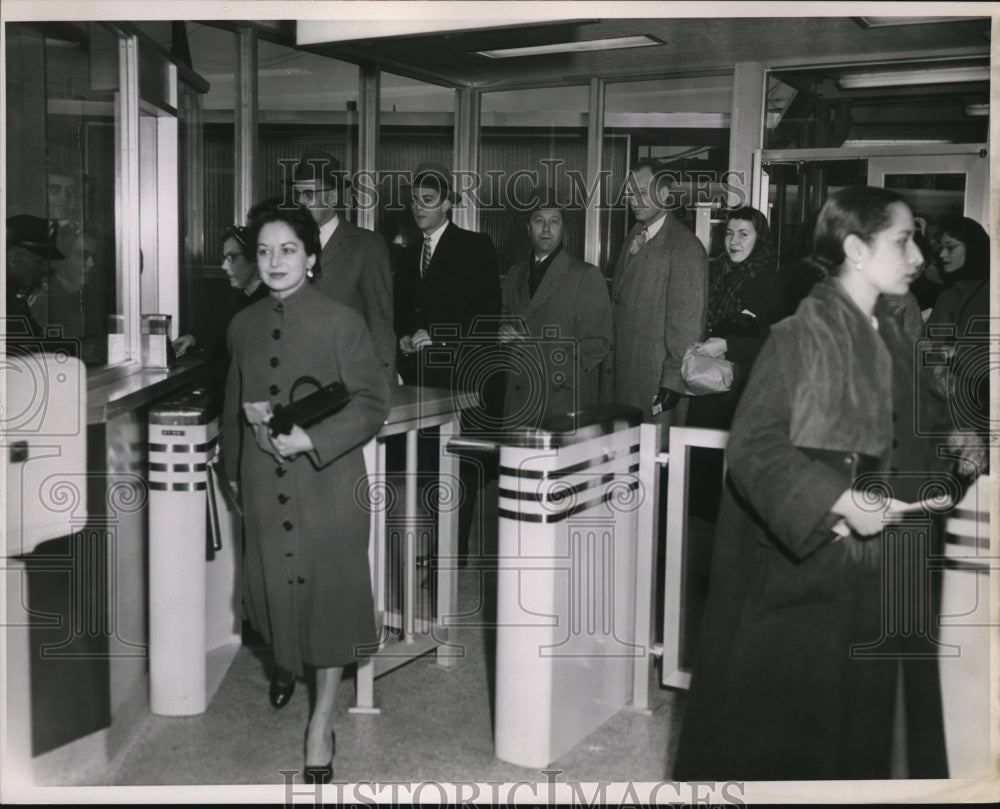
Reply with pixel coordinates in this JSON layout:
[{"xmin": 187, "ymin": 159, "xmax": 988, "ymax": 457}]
[{"xmin": 98, "ymin": 560, "xmax": 682, "ymax": 787}]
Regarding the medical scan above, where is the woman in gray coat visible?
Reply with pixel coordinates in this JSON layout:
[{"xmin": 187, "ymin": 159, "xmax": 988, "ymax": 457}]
[
  {"xmin": 223, "ymin": 204, "xmax": 390, "ymax": 782},
  {"xmin": 673, "ymin": 187, "xmax": 951, "ymax": 780}
]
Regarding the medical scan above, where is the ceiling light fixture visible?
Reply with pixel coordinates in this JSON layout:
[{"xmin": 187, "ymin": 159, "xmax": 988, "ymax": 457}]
[
  {"xmin": 838, "ymin": 65, "xmax": 989, "ymax": 89},
  {"xmin": 853, "ymin": 16, "xmax": 988, "ymax": 29},
  {"xmin": 476, "ymin": 35, "xmax": 663, "ymax": 59},
  {"xmin": 965, "ymin": 103, "xmax": 989, "ymax": 117}
]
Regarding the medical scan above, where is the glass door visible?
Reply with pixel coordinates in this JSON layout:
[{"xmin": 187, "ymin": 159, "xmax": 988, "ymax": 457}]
[{"xmin": 868, "ymin": 151, "xmax": 989, "ymax": 227}]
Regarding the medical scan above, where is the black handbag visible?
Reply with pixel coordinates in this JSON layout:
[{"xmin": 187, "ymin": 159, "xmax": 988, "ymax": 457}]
[{"xmin": 269, "ymin": 376, "xmax": 351, "ymax": 437}]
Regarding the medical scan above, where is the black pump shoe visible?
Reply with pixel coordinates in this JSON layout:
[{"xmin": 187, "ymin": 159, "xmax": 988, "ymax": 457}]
[
  {"xmin": 268, "ymin": 675, "xmax": 296, "ymax": 709},
  {"xmin": 303, "ymin": 731, "xmax": 336, "ymax": 784}
]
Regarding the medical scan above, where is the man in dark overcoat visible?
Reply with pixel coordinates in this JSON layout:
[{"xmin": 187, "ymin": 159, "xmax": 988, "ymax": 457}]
[{"xmin": 500, "ymin": 188, "xmax": 611, "ymax": 427}]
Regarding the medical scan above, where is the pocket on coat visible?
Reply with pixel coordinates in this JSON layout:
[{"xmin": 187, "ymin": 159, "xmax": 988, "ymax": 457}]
[{"xmin": 750, "ymin": 539, "xmax": 849, "ymax": 611}]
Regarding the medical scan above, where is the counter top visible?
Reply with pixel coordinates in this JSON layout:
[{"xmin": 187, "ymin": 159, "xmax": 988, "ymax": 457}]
[
  {"xmin": 88, "ymin": 364, "xmax": 477, "ymax": 430},
  {"xmin": 87, "ymin": 357, "xmax": 219, "ymax": 425}
]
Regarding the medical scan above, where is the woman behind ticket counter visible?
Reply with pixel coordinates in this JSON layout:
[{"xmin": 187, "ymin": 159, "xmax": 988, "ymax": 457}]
[
  {"xmin": 673, "ymin": 186, "xmax": 951, "ymax": 780},
  {"xmin": 222, "ymin": 203, "xmax": 389, "ymax": 782}
]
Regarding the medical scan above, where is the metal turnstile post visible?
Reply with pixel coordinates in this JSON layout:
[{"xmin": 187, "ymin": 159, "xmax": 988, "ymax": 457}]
[
  {"xmin": 493, "ymin": 405, "xmax": 647, "ymax": 768},
  {"xmin": 147, "ymin": 386, "xmax": 219, "ymax": 716}
]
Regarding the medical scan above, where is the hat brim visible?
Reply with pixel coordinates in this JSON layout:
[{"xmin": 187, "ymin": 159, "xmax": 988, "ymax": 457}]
[
  {"xmin": 402, "ymin": 181, "xmax": 461, "ymax": 204},
  {"xmin": 17, "ymin": 241, "xmax": 65, "ymax": 261}
]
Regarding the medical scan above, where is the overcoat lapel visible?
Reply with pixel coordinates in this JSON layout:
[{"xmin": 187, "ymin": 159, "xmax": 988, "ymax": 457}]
[{"xmin": 524, "ymin": 251, "xmax": 569, "ymax": 321}]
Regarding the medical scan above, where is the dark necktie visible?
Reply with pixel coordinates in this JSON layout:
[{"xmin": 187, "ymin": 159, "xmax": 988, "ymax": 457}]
[{"xmin": 421, "ymin": 236, "xmax": 432, "ymax": 278}]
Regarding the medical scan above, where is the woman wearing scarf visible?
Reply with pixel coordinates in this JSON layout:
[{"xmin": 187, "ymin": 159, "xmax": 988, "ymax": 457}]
[
  {"xmin": 926, "ymin": 215, "xmax": 991, "ymax": 446},
  {"xmin": 673, "ymin": 187, "xmax": 951, "ymax": 781},
  {"xmin": 689, "ymin": 206, "xmax": 786, "ymax": 430},
  {"xmin": 688, "ymin": 207, "xmax": 785, "ymax": 519}
]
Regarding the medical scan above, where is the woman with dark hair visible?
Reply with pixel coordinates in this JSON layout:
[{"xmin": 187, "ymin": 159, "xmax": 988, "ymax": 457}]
[
  {"xmin": 690, "ymin": 206, "xmax": 786, "ymax": 425},
  {"xmin": 222, "ymin": 203, "xmax": 390, "ymax": 782},
  {"xmin": 673, "ymin": 186, "xmax": 950, "ymax": 780},
  {"xmin": 173, "ymin": 224, "xmax": 269, "ymax": 359},
  {"xmin": 926, "ymin": 215, "xmax": 990, "ymax": 445},
  {"xmin": 687, "ymin": 207, "xmax": 785, "ymax": 520}
]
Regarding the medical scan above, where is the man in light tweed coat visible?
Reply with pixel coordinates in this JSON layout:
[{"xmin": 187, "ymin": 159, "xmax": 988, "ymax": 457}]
[{"xmin": 603, "ymin": 158, "xmax": 708, "ymax": 448}]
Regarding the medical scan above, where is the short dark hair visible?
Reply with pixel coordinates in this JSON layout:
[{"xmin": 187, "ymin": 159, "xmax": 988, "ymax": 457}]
[
  {"xmin": 630, "ymin": 158, "xmax": 675, "ymax": 203},
  {"xmin": 249, "ymin": 202, "xmax": 322, "ymax": 277},
  {"xmin": 811, "ymin": 186, "xmax": 907, "ymax": 276}
]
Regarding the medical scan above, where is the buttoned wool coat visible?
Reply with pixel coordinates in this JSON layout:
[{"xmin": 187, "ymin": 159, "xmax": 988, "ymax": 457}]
[
  {"xmin": 672, "ymin": 278, "xmax": 949, "ymax": 781},
  {"xmin": 502, "ymin": 249, "xmax": 611, "ymax": 426},
  {"xmin": 314, "ymin": 216, "xmax": 397, "ymax": 387},
  {"xmin": 223, "ymin": 283, "xmax": 390, "ymax": 676},
  {"xmin": 604, "ymin": 214, "xmax": 708, "ymax": 438}
]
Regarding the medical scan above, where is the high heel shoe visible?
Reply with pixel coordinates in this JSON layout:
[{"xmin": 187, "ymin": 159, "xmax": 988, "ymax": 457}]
[{"xmin": 303, "ymin": 730, "xmax": 336, "ymax": 784}]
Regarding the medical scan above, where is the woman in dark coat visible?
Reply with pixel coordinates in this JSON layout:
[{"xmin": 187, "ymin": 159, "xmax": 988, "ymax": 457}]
[
  {"xmin": 926, "ymin": 215, "xmax": 990, "ymax": 445},
  {"xmin": 673, "ymin": 187, "xmax": 951, "ymax": 781},
  {"xmin": 687, "ymin": 206, "xmax": 785, "ymax": 519},
  {"xmin": 222, "ymin": 204, "xmax": 390, "ymax": 782}
]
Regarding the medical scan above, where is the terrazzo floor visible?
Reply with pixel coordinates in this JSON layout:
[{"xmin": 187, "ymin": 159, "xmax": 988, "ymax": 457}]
[{"xmin": 98, "ymin": 569, "xmax": 681, "ymax": 788}]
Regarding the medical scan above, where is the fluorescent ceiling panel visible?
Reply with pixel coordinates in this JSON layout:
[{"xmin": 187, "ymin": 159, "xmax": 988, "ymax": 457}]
[
  {"xmin": 839, "ymin": 65, "xmax": 989, "ymax": 88},
  {"xmin": 297, "ymin": 17, "xmax": 569, "ymax": 45},
  {"xmin": 853, "ymin": 16, "xmax": 987, "ymax": 28},
  {"xmin": 477, "ymin": 35, "xmax": 662, "ymax": 59}
]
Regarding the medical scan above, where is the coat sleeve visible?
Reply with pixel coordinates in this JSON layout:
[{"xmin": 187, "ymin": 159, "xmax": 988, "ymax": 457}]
[
  {"xmin": 725, "ymin": 267, "xmax": 787, "ymax": 369},
  {"xmin": 360, "ymin": 232, "xmax": 397, "ymax": 382},
  {"xmin": 660, "ymin": 234, "xmax": 708, "ymax": 392},
  {"xmin": 575, "ymin": 263, "xmax": 612, "ymax": 377},
  {"xmin": 305, "ymin": 313, "xmax": 391, "ymax": 468},
  {"xmin": 726, "ymin": 335, "xmax": 854, "ymax": 561},
  {"xmin": 221, "ymin": 320, "xmax": 243, "ymax": 482}
]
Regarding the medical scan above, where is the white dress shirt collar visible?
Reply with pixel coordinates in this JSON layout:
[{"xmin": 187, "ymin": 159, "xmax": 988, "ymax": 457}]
[{"xmin": 318, "ymin": 213, "xmax": 340, "ymax": 248}]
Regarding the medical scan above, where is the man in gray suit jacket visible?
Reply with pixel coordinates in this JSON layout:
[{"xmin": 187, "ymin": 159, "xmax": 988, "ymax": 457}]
[
  {"xmin": 290, "ymin": 149, "xmax": 396, "ymax": 386},
  {"xmin": 604, "ymin": 159, "xmax": 708, "ymax": 446},
  {"xmin": 500, "ymin": 189, "xmax": 611, "ymax": 428}
]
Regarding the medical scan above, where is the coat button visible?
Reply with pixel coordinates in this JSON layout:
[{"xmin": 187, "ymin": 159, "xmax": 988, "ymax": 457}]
[
  {"xmin": 272, "ymin": 328, "xmax": 281, "ymax": 339},
  {"xmin": 283, "ymin": 520, "xmax": 294, "ymax": 531},
  {"xmin": 270, "ymin": 384, "xmax": 280, "ymax": 395},
  {"xmin": 297, "ymin": 576, "xmax": 305, "ymax": 584},
  {"xmin": 276, "ymin": 466, "xmax": 287, "ymax": 477},
  {"xmin": 891, "ymin": 439, "xmax": 899, "ymax": 449},
  {"xmin": 278, "ymin": 494, "xmax": 289, "ymax": 504},
  {"xmin": 270, "ymin": 357, "xmax": 280, "ymax": 368}
]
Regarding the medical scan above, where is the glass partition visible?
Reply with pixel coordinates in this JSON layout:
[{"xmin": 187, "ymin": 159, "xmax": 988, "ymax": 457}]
[
  {"xmin": 479, "ymin": 85, "xmax": 590, "ymax": 276},
  {"xmin": 6, "ymin": 22, "xmax": 119, "ymax": 366},
  {"xmin": 765, "ymin": 59, "xmax": 989, "ymax": 150},
  {"xmin": 378, "ymin": 71, "xmax": 455, "ymax": 250},
  {"xmin": 255, "ymin": 41, "xmax": 360, "ymax": 211}
]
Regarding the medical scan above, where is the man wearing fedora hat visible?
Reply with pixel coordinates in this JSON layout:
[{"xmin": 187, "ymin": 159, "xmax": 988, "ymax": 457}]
[
  {"xmin": 499, "ymin": 187, "xmax": 611, "ymax": 428},
  {"xmin": 395, "ymin": 161, "xmax": 501, "ymax": 390},
  {"xmin": 289, "ymin": 148, "xmax": 396, "ymax": 386},
  {"xmin": 6, "ymin": 214, "xmax": 64, "ymax": 337}
]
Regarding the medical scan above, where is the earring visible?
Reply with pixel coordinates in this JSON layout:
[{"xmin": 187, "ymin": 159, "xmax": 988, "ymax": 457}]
[
  {"xmin": 306, "ymin": 268, "xmax": 315, "ymax": 279},
  {"xmin": 854, "ymin": 261, "xmax": 863, "ymax": 271}
]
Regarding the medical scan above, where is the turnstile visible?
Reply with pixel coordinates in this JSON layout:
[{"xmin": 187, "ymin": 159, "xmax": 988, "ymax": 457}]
[
  {"xmin": 493, "ymin": 405, "xmax": 647, "ymax": 768},
  {"xmin": 938, "ymin": 474, "xmax": 993, "ymax": 778},
  {"xmin": 148, "ymin": 386, "xmax": 238, "ymax": 716}
]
